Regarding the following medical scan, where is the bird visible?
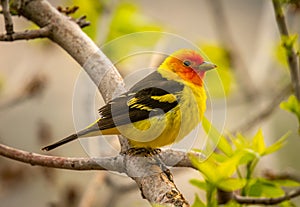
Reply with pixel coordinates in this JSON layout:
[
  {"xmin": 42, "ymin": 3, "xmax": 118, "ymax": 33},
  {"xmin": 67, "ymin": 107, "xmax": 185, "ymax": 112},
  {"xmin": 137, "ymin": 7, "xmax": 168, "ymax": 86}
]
[{"xmin": 42, "ymin": 49, "xmax": 216, "ymax": 151}]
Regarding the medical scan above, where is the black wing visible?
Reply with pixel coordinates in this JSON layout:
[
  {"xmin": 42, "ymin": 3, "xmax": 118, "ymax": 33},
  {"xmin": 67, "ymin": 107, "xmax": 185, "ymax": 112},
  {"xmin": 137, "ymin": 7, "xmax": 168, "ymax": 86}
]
[{"xmin": 98, "ymin": 71, "xmax": 184, "ymax": 130}]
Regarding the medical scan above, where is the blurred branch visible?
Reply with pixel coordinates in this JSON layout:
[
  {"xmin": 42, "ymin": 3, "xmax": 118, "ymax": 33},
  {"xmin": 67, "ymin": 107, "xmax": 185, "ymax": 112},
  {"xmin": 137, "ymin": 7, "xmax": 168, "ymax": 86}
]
[
  {"xmin": 272, "ymin": 0, "xmax": 300, "ymax": 100},
  {"xmin": 264, "ymin": 169, "xmax": 300, "ymax": 182},
  {"xmin": 0, "ymin": 74, "xmax": 47, "ymax": 110},
  {"xmin": 0, "ymin": 0, "xmax": 14, "ymax": 37},
  {"xmin": 78, "ymin": 172, "xmax": 107, "ymax": 207},
  {"xmin": 207, "ymin": 0, "xmax": 258, "ymax": 100},
  {"xmin": 97, "ymin": 0, "xmax": 119, "ymax": 44},
  {"xmin": 232, "ymin": 83, "xmax": 292, "ymax": 133},
  {"xmin": 104, "ymin": 176, "xmax": 137, "ymax": 207},
  {"xmin": 233, "ymin": 188, "xmax": 300, "ymax": 205}
]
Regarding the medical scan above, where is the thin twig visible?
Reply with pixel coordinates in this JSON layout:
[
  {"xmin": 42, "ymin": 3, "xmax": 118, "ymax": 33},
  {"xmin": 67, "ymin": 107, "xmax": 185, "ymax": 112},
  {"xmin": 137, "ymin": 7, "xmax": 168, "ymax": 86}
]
[
  {"xmin": 234, "ymin": 187, "xmax": 300, "ymax": 205},
  {"xmin": 264, "ymin": 169, "xmax": 300, "ymax": 183},
  {"xmin": 1, "ymin": 0, "xmax": 14, "ymax": 36},
  {"xmin": 74, "ymin": 15, "xmax": 90, "ymax": 28},
  {"xmin": 207, "ymin": 0, "xmax": 258, "ymax": 100},
  {"xmin": 232, "ymin": 84, "xmax": 292, "ymax": 133},
  {"xmin": 272, "ymin": 0, "xmax": 300, "ymax": 100},
  {"xmin": 0, "ymin": 26, "xmax": 51, "ymax": 41}
]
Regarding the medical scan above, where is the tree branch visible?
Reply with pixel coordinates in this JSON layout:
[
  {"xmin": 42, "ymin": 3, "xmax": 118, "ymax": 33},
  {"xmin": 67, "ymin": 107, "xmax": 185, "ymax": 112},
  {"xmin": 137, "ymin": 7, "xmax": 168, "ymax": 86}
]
[
  {"xmin": 272, "ymin": 0, "xmax": 300, "ymax": 100},
  {"xmin": 0, "ymin": 0, "xmax": 208, "ymax": 205},
  {"xmin": 0, "ymin": 26, "xmax": 51, "ymax": 41},
  {"xmin": 234, "ymin": 188, "xmax": 300, "ymax": 205},
  {"xmin": 0, "ymin": 143, "xmax": 125, "ymax": 172},
  {"xmin": 0, "ymin": 143, "xmax": 200, "ymax": 171},
  {"xmin": 232, "ymin": 83, "xmax": 292, "ymax": 133},
  {"xmin": 1, "ymin": 0, "xmax": 14, "ymax": 36}
]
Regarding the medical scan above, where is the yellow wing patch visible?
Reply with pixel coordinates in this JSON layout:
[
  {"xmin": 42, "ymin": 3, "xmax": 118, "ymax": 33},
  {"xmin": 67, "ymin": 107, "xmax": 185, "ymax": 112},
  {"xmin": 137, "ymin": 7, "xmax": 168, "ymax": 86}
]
[
  {"xmin": 151, "ymin": 94, "xmax": 177, "ymax": 103},
  {"xmin": 127, "ymin": 97, "xmax": 153, "ymax": 111},
  {"xmin": 131, "ymin": 104, "xmax": 153, "ymax": 111}
]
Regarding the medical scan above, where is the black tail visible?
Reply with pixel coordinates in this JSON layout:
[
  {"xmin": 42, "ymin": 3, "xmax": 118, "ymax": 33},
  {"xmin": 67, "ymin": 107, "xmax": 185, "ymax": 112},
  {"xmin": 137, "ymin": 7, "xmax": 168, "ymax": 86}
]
[{"xmin": 42, "ymin": 134, "xmax": 78, "ymax": 151}]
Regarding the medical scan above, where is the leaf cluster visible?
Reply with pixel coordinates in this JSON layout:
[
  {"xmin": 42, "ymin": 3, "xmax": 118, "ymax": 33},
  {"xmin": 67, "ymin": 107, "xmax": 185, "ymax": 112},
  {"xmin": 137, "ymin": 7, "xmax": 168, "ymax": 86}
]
[{"xmin": 190, "ymin": 118, "xmax": 293, "ymax": 206}]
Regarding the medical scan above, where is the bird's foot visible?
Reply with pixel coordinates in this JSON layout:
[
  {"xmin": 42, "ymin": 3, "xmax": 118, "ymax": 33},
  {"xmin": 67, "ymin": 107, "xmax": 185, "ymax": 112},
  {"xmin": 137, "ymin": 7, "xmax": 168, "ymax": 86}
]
[{"xmin": 123, "ymin": 147, "xmax": 173, "ymax": 181}]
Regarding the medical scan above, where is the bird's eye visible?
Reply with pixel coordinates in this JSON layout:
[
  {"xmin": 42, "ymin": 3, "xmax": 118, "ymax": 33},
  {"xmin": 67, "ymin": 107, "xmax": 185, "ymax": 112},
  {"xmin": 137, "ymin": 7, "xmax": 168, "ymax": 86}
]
[{"xmin": 183, "ymin": 60, "xmax": 192, "ymax": 67}]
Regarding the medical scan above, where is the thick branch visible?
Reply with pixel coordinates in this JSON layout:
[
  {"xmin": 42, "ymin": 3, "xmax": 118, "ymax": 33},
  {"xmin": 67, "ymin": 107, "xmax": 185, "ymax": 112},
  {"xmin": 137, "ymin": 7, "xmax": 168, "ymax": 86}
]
[
  {"xmin": 234, "ymin": 188, "xmax": 300, "ymax": 205},
  {"xmin": 1, "ymin": 0, "xmax": 192, "ymax": 205},
  {"xmin": 272, "ymin": 0, "xmax": 300, "ymax": 100}
]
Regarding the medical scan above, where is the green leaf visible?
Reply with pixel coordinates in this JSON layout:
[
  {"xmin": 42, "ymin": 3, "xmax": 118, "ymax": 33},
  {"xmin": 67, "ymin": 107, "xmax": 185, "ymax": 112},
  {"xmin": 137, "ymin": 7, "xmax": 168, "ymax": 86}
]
[
  {"xmin": 107, "ymin": 2, "xmax": 161, "ymax": 41},
  {"xmin": 191, "ymin": 194, "xmax": 206, "ymax": 207},
  {"xmin": 210, "ymin": 152, "xmax": 228, "ymax": 163},
  {"xmin": 247, "ymin": 179, "xmax": 285, "ymax": 197},
  {"xmin": 190, "ymin": 155, "xmax": 219, "ymax": 184},
  {"xmin": 273, "ymin": 179, "xmax": 300, "ymax": 187},
  {"xmin": 263, "ymin": 132, "xmax": 289, "ymax": 155},
  {"xmin": 190, "ymin": 179, "xmax": 207, "ymax": 190},
  {"xmin": 274, "ymin": 43, "xmax": 289, "ymax": 69},
  {"xmin": 217, "ymin": 178, "xmax": 246, "ymax": 192},
  {"xmin": 201, "ymin": 44, "xmax": 235, "ymax": 97},
  {"xmin": 280, "ymin": 95, "xmax": 300, "ymax": 123},
  {"xmin": 223, "ymin": 201, "xmax": 240, "ymax": 207},
  {"xmin": 252, "ymin": 129, "xmax": 266, "ymax": 155},
  {"xmin": 218, "ymin": 153, "xmax": 244, "ymax": 178},
  {"xmin": 231, "ymin": 133, "xmax": 249, "ymax": 150},
  {"xmin": 282, "ymin": 34, "xmax": 298, "ymax": 52},
  {"xmin": 202, "ymin": 117, "xmax": 233, "ymax": 156},
  {"xmin": 279, "ymin": 200, "xmax": 297, "ymax": 207}
]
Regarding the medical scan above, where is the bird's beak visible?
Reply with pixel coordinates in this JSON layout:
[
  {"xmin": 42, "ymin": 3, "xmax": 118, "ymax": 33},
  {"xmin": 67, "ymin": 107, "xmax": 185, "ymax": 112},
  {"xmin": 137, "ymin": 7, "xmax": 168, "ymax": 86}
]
[{"xmin": 198, "ymin": 61, "xmax": 217, "ymax": 71}]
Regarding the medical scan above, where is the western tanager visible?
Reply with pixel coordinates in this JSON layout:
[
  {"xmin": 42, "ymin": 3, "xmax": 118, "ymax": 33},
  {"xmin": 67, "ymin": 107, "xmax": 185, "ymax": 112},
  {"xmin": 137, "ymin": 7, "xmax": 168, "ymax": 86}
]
[{"xmin": 42, "ymin": 49, "xmax": 216, "ymax": 151}]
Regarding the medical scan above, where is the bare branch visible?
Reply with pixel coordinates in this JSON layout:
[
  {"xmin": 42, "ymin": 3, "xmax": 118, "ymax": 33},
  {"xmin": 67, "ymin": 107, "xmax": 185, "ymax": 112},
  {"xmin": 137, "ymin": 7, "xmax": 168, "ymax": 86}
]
[
  {"xmin": 0, "ymin": 139, "xmax": 198, "ymax": 205},
  {"xmin": 272, "ymin": 0, "xmax": 300, "ymax": 100},
  {"xmin": 234, "ymin": 187, "xmax": 300, "ymax": 205},
  {"xmin": 0, "ymin": 26, "xmax": 50, "ymax": 41},
  {"xmin": 232, "ymin": 84, "xmax": 291, "ymax": 133},
  {"xmin": 0, "ymin": 141, "xmax": 201, "ymax": 171},
  {"xmin": 264, "ymin": 169, "xmax": 300, "ymax": 183},
  {"xmin": 0, "ymin": 143, "xmax": 125, "ymax": 172},
  {"xmin": 1, "ymin": 0, "xmax": 14, "ymax": 36},
  {"xmin": 78, "ymin": 172, "xmax": 107, "ymax": 207}
]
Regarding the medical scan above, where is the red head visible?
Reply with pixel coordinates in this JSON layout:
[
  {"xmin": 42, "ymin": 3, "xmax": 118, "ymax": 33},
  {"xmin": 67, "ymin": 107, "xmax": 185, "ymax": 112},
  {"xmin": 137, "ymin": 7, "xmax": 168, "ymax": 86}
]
[{"xmin": 160, "ymin": 49, "xmax": 216, "ymax": 86}]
